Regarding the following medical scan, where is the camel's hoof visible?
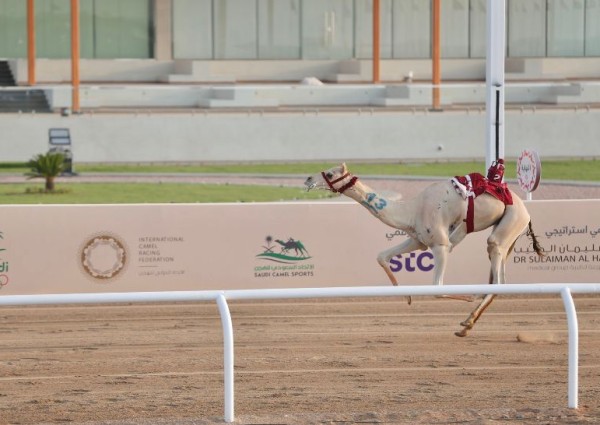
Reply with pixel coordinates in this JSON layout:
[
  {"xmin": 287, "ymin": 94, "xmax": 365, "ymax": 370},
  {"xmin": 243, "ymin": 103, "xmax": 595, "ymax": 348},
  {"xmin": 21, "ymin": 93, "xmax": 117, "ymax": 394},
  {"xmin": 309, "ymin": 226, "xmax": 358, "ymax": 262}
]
[
  {"xmin": 454, "ymin": 328, "xmax": 469, "ymax": 337},
  {"xmin": 460, "ymin": 319, "xmax": 474, "ymax": 328},
  {"xmin": 436, "ymin": 295, "xmax": 475, "ymax": 302}
]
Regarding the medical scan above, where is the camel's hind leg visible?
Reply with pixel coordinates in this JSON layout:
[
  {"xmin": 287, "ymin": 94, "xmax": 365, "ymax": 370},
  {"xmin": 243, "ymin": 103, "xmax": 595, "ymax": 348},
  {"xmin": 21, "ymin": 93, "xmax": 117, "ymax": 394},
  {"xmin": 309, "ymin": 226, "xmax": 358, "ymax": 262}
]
[
  {"xmin": 454, "ymin": 244, "xmax": 512, "ymax": 337},
  {"xmin": 455, "ymin": 201, "xmax": 530, "ymax": 337},
  {"xmin": 487, "ymin": 201, "xmax": 530, "ymax": 285},
  {"xmin": 455, "ymin": 293, "xmax": 496, "ymax": 337},
  {"xmin": 455, "ymin": 216, "xmax": 527, "ymax": 337}
]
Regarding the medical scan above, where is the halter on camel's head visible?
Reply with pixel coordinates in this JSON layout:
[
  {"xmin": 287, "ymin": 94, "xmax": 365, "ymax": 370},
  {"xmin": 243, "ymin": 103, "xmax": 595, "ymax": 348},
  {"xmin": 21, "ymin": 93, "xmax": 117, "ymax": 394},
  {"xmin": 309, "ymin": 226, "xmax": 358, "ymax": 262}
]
[{"xmin": 304, "ymin": 163, "xmax": 358, "ymax": 194}]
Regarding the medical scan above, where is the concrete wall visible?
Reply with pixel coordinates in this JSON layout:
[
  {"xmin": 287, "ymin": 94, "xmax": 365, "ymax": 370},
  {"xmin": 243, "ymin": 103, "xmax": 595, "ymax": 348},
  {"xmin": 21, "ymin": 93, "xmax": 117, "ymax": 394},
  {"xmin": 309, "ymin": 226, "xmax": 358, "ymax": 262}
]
[
  {"xmin": 1, "ymin": 108, "xmax": 598, "ymax": 163},
  {"xmin": 10, "ymin": 57, "xmax": 600, "ymax": 85},
  {"xmin": 11, "ymin": 59, "xmax": 175, "ymax": 84},
  {"xmin": 14, "ymin": 82, "xmax": 600, "ymax": 111}
]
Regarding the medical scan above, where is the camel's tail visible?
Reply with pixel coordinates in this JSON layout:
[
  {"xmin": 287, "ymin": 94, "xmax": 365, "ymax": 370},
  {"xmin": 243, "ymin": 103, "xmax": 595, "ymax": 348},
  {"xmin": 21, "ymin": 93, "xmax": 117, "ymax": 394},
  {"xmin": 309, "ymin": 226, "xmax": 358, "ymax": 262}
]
[{"xmin": 526, "ymin": 221, "xmax": 545, "ymax": 257}]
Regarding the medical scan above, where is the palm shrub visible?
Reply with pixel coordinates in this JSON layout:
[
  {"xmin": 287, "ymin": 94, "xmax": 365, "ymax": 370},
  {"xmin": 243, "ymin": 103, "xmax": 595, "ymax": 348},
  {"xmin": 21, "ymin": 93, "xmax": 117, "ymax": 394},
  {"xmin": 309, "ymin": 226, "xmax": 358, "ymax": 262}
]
[{"xmin": 26, "ymin": 152, "xmax": 65, "ymax": 192}]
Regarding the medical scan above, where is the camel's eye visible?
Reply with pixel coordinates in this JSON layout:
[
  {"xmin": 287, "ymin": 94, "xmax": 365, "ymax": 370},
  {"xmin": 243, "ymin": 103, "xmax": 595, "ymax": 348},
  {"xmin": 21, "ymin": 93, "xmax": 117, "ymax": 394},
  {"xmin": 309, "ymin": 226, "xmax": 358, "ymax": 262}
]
[{"xmin": 326, "ymin": 172, "xmax": 334, "ymax": 179}]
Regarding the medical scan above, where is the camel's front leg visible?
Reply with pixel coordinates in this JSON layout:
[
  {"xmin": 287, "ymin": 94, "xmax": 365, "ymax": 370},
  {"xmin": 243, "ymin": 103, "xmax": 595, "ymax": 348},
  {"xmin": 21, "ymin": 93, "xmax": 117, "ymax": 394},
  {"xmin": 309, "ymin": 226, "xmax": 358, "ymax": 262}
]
[
  {"xmin": 377, "ymin": 237, "xmax": 426, "ymax": 305},
  {"xmin": 431, "ymin": 244, "xmax": 474, "ymax": 302}
]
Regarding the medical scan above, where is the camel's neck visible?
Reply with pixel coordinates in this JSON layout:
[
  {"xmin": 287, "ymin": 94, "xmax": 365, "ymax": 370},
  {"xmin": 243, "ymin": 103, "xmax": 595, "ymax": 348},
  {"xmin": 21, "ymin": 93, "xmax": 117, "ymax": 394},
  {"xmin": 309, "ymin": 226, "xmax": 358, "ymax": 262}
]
[{"xmin": 343, "ymin": 180, "xmax": 414, "ymax": 231}]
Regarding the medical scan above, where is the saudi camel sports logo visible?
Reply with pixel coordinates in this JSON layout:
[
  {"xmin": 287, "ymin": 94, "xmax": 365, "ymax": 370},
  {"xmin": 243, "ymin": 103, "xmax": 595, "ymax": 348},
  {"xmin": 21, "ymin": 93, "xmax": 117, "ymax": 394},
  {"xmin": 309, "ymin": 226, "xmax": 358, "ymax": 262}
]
[{"xmin": 257, "ymin": 235, "xmax": 311, "ymax": 263}]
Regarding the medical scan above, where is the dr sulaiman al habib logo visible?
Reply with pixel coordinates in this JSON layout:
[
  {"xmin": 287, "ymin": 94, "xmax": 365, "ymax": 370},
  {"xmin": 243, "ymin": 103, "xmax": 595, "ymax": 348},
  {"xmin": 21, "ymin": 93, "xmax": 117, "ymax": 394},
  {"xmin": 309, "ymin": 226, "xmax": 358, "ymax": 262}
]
[{"xmin": 79, "ymin": 233, "xmax": 128, "ymax": 281}]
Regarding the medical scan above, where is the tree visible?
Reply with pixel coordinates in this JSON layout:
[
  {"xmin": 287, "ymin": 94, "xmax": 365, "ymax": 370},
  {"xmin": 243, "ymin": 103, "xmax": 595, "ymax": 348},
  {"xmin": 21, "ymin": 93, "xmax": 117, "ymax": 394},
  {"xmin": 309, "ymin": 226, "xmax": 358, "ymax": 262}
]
[{"xmin": 26, "ymin": 152, "xmax": 65, "ymax": 192}]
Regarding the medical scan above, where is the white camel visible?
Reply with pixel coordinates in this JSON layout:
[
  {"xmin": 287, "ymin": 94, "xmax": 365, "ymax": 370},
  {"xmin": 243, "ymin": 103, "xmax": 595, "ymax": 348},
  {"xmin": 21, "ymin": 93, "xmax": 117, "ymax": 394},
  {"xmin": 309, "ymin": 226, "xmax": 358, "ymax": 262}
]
[{"xmin": 304, "ymin": 163, "xmax": 544, "ymax": 337}]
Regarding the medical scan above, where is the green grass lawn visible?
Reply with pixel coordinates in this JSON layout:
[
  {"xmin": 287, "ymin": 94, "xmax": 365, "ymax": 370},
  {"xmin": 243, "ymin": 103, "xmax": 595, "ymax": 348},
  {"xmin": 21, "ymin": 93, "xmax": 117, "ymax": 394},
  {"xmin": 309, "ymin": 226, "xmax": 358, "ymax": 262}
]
[
  {"xmin": 133, "ymin": 159, "xmax": 597, "ymax": 181},
  {"xmin": 0, "ymin": 183, "xmax": 331, "ymax": 204},
  {"xmin": 2, "ymin": 159, "xmax": 599, "ymax": 181},
  {"xmin": 1, "ymin": 159, "xmax": 597, "ymax": 204}
]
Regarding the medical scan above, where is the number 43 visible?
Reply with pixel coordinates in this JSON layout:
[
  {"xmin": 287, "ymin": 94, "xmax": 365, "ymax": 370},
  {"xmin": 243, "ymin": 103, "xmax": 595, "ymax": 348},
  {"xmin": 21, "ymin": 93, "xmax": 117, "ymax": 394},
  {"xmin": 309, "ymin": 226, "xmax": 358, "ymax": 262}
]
[{"xmin": 364, "ymin": 192, "xmax": 387, "ymax": 213}]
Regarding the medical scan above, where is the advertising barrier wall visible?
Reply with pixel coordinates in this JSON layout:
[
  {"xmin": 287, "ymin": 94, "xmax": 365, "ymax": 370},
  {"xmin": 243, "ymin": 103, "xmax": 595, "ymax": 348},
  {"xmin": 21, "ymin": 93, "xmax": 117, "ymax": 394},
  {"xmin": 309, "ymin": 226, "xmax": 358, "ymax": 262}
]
[{"xmin": 0, "ymin": 200, "xmax": 598, "ymax": 296}]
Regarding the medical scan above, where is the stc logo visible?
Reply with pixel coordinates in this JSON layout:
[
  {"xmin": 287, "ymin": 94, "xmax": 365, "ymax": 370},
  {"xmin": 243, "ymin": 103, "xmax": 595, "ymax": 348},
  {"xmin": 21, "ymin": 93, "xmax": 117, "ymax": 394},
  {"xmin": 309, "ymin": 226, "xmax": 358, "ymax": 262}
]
[{"xmin": 389, "ymin": 252, "xmax": 434, "ymax": 273}]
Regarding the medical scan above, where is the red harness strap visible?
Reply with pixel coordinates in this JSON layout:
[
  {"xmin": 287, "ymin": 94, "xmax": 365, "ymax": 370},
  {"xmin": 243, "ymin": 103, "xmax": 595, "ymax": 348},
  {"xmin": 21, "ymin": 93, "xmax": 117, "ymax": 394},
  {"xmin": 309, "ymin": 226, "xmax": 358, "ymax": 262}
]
[
  {"xmin": 453, "ymin": 172, "xmax": 513, "ymax": 234},
  {"xmin": 466, "ymin": 196, "xmax": 475, "ymax": 233},
  {"xmin": 322, "ymin": 172, "xmax": 358, "ymax": 194}
]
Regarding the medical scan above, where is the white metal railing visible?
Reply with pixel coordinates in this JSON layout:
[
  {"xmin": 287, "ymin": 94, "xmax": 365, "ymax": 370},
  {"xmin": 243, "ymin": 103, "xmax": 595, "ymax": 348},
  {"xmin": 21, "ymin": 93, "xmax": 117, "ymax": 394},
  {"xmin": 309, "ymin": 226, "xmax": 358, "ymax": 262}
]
[{"xmin": 1, "ymin": 282, "xmax": 599, "ymax": 423}]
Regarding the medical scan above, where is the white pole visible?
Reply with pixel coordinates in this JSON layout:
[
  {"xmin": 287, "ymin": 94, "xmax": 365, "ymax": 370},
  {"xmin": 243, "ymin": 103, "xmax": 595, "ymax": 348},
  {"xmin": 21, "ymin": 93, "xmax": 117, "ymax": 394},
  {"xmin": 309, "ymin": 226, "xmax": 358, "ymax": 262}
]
[
  {"xmin": 216, "ymin": 294, "xmax": 235, "ymax": 423},
  {"xmin": 561, "ymin": 287, "xmax": 579, "ymax": 409},
  {"xmin": 485, "ymin": 0, "xmax": 506, "ymax": 171}
]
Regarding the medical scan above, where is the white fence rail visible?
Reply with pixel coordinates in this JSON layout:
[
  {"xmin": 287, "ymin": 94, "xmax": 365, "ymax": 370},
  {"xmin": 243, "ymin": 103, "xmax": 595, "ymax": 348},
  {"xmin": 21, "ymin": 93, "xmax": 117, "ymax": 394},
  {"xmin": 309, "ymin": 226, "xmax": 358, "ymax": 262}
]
[{"xmin": 2, "ymin": 282, "xmax": 599, "ymax": 423}]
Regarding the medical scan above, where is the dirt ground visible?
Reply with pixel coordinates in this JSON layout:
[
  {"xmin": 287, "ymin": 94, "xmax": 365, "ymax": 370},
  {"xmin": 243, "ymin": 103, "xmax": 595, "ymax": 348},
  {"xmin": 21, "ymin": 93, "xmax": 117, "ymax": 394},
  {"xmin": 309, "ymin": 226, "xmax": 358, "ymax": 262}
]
[{"xmin": 1, "ymin": 295, "xmax": 599, "ymax": 424}]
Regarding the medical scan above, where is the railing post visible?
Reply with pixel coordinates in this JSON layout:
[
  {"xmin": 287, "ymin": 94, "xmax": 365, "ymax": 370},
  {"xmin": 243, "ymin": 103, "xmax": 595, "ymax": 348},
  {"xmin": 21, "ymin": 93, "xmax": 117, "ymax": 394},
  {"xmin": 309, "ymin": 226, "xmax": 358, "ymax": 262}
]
[
  {"xmin": 216, "ymin": 293, "xmax": 235, "ymax": 422},
  {"xmin": 560, "ymin": 287, "xmax": 579, "ymax": 409}
]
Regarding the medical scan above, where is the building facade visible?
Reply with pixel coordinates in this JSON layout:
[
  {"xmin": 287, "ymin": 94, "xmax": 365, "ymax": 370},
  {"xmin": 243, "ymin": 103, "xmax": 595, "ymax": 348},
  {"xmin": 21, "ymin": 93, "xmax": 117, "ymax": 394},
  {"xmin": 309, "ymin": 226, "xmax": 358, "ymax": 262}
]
[
  {"xmin": 1, "ymin": 0, "xmax": 599, "ymax": 65},
  {"xmin": 1, "ymin": 1, "xmax": 599, "ymax": 164}
]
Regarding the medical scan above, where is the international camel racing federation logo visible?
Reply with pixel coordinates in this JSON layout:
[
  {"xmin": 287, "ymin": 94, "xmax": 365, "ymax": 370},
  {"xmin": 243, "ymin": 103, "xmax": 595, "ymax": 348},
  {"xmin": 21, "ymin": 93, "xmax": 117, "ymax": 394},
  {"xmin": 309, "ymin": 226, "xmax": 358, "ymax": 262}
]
[
  {"xmin": 255, "ymin": 235, "xmax": 315, "ymax": 279},
  {"xmin": 79, "ymin": 233, "xmax": 128, "ymax": 283}
]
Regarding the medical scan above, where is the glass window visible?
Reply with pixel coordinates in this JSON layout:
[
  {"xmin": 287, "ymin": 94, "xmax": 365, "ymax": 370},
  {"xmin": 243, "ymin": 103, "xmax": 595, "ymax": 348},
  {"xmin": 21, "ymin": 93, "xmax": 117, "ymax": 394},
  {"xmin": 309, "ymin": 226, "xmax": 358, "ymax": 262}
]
[
  {"xmin": 0, "ymin": 0, "xmax": 27, "ymax": 58},
  {"xmin": 392, "ymin": 0, "xmax": 430, "ymax": 58},
  {"xmin": 8, "ymin": 0, "xmax": 600, "ymax": 62},
  {"xmin": 258, "ymin": 0, "xmax": 301, "ymax": 59},
  {"xmin": 441, "ymin": 0, "xmax": 469, "ymax": 58},
  {"xmin": 80, "ymin": 0, "xmax": 95, "ymax": 59},
  {"xmin": 36, "ymin": 0, "xmax": 71, "ymax": 59},
  {"xmin": 547, "ymin": 0, "xmax": 584, "ymax": 57},
  {"xmin": 93, "ymin": 0, "xmax": 152, "ymax": 59},
  {"xmin": 586, "ymin": 0, "xmax": 600, "ymax": 56},
  {"xmin": 354, "ymin": 0, "xmax": 393, "ymax": 59},
  {"xmin": 508, "ymin": 0, "xmax": 546, "ymax": 57},
  {"xmin": 0, "ymin": 0, "xmax": 152, "ymax": 59},
  {"xmin": 173, "ymin": 0, "xmax": 213, "ymax": 59},
  {"xmin": 214, "ymin": 0, "xmax": 258, "ymax": 59},
  {"xmin": 469, "ymin": 0, "xmax": 486, "ymax": 58},
  {"xmin": 302, "ymin": 0, "xmax": 354, "ymax": 59}
]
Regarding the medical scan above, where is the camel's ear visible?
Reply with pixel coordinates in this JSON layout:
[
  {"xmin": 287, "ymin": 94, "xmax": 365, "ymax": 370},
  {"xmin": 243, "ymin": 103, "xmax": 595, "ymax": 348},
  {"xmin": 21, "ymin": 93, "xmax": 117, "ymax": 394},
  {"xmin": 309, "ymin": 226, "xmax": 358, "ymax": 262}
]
[{"xmin": 341, "ymin": 162, "xmax": 348, "ymax": 173}]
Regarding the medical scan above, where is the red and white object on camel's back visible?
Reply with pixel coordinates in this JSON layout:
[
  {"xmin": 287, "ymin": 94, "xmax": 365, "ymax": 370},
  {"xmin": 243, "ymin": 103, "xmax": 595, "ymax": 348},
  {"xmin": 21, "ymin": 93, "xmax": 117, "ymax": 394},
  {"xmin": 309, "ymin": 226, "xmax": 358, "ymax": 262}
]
[{"xmin": 487, "ymin": 158, "xmax": 505, "ymax": 183}]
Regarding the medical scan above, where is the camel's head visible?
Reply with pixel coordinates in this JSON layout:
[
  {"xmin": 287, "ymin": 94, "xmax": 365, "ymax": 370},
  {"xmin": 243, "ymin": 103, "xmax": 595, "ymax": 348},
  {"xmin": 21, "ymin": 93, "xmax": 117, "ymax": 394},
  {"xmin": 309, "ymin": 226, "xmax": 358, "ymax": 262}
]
[{"xmin": 304, "ymin": 163, "xmax": 357, "ymax": 194}]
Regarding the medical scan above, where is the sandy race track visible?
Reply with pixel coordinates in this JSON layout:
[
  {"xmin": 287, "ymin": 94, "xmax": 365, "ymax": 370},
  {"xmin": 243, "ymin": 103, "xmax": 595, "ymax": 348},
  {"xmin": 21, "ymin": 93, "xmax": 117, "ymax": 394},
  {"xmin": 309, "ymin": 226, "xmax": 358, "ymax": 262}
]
[{"xmin": 1, "ymin": 296, "xmax": 599, "ymax": 424}]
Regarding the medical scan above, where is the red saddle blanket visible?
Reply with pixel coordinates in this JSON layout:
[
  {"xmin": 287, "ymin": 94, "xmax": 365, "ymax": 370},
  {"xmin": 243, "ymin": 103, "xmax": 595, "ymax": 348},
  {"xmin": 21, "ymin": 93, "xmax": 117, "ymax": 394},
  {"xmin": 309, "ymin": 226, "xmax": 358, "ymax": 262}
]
[{"xmin": 451, "ymin": 172, "xmax": 513, "ymax": 233}]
